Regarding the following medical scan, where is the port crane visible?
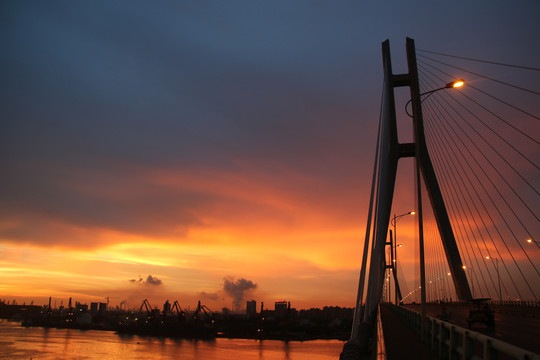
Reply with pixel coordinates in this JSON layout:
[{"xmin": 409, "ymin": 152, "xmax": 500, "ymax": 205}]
[
  {"xmin": 193, "ymin": 300, "xmax": 214, "ymax": 321},
  {"xmin": 139, "ymin": 299, "xmax": 154, "ymax": 318},
  {"xmin": 171, "ymin": 300, "xmax": 186, "ymax": 320}
]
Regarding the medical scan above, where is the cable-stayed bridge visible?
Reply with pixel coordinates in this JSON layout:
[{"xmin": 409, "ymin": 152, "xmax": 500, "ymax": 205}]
[{"xmin": 341, "ymin": 38, "xmax": 539, "ymax": 360}]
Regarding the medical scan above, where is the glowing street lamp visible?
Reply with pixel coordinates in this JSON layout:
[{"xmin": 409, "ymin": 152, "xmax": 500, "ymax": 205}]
[
  {"xmin": 526, "ymin": 238, "xmax": 540, "ymax": 249},
  {"xmin": 462, "ymin": 265, "xmax": 476, "ymax": 299},
  {"xmin": 391, "ymin": 211, "xmax": 415, "ymax": 305},
  {"xmin": 486, "ymin": 256, "xmax": 502, "ymax": 302},
  {"xmin": 392, "ymin": 244, "xmax": 403, "ymax": 263},
  {"xmin": 423, "ymin": 79, "xmax": 465, "ymax": 96},
  {"xmin": 405, "ymin": 79, "xmax": 465, "ymax": 117},
  {"xmin": 446, "ymin": 79, "xmax": 464, "ymax": 88}
]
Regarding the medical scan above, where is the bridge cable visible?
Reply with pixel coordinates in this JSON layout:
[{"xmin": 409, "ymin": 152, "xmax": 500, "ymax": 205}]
[
  {"xmin": 419, "ymin": 58, "xmax": 540, "ymax": 173},
  {"xmin": 419, "ymin": 68, "xmax": 536, "ymax": 284},
  {"xmin": 420, "ymin": 69, "xmax": 538, "ymax": 293},
  {"xmin": 422, "ymin": 97, "xmax": 508, "ymax": 298},
  {"xmin": 417, "ymin": 58, "xmax": 540, "ymax": 143},
  {"xmin": 422, "ymin": 99, "xmax": 522, "ymax": 299},
  {"xmin": 351, "ymin": 86, "xmax": 385, "ymax": 336},
  {"xmin": 429, "ymin": 223, "xmax": 442, "ymax": 301},
  {"xmin": 422, "ymin": 105, "xmax": 494, "ymax": 298},
  {"xmin": 418, "ymin": 54, "xmax": 540, "ymax": 96},
  {"xmin": 419, "ymin": 105, "xmax": 485, "ymax": 297},
  {"xmin": 423, "ymin": 216, "xmax": 437, "ymax": 301},
  {"xmin": 421, "ymin": 70, "xmax": 540, "ymax": 282},
  {"xmin": 453, "ymin": 90, "xmax": 540, "ymax": 182},
  {"xmin": 425, "ymin": 113, "xmax": 511, "ymax": 299},
  {"xmin": 418, "ymin": 60, "xmax": 540, "ymax": 215},
  {"xmin": 421, "ymin": 71, "xmax": 521, "ymax": 294},
  {"xmin": 427, "ymin": 220, "xmax": 445, "ymax": 301},
  {"xmin": 455, "ymin": 88, "xmax": 540, "ymax": 165},
  {"xmin": 430, "ymin": 216, "xmax": 455, "ymax": 301},
  {"xmin": 426, "ymin": 122, "xmax": 511, "ymax": 299},
  {"xmin": 468, "ymin": 84, "xmax": 540, "ymax": 123},
  {"xmin": 417, "ymin": 48, "xmax": 540, "ymax": 71},
  {"xmin": 430, "ymin": 219, "xmax": 455, "ymax": 300}
]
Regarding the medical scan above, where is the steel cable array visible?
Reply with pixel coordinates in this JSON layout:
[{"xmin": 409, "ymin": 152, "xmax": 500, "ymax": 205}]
[{"xmin": 414, "ymin": 50, "xmax": 539, "ymax": 302}]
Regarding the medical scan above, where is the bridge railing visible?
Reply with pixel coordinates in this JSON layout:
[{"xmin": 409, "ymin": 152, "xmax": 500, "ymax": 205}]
[
  {"xmin": 376, "ymin": 305, "xmax": 386, "ymax": 360},
  {"xmin": 487, "ymin": 300, "xmax": 540, "ymax": 308},
  {"xmin": 390, "ymin": 305, "xmax": 539, "ymax": 360},
  {"xmin": 488, "ymin": 301, "xmax": 540, "ymax": 319}
]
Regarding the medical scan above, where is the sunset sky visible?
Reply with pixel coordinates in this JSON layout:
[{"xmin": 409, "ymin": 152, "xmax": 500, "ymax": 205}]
[{"xmin": 1, "ymin": 1, "xmax": 539, "ymax": 311}]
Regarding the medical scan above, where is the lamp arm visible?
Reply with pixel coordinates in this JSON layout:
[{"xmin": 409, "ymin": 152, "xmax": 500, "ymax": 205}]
[{"xmin": 405, "ymin": 86, "xmax": 446, "ymax": 117}]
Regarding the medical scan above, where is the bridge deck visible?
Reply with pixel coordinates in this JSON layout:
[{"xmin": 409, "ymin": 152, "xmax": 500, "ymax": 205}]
[
  {"xmin": 404, "ymin": 303, "xmax": 540, "ymax": 355},
  {"xmin": 380, "ymin": 304, "xmax": 438, "ymax": 360}
]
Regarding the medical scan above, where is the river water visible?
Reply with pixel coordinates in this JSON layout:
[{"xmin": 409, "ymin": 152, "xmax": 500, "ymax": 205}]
[{"xmin": 0, "ymin": 320, "xmax": 344, "ymax": 359}]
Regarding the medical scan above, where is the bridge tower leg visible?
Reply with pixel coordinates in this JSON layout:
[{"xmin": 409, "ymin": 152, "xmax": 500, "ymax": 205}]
[
  {"xmin": 405, "ymin": 38, "xmax": 472, "ymax": 301},
  {"xmin": 375, "ymin": 38, "xmax": 472, "ymax": 304}
]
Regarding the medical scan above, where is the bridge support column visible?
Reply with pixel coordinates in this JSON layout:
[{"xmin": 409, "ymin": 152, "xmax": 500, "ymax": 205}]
[
  {"xmin": 405, "ymin": 37, "xmax": 472, "ymax": 302},
  {"xmin": 345, "ymin": 38, "xmax": 473, "ymax": 358}
]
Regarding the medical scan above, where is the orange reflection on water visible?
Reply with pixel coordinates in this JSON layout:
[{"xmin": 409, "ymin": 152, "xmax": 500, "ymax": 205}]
[{"xmin": 0, "ymin": 320, "xmax": 343, "ymax": 360}]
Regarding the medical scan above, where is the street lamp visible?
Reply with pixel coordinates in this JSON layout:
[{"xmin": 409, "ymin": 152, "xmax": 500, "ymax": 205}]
[
  {"xmin": 462, "ymin": 265, "xmax": 476, "ymax": 299},
  {"xmin": 406, "ymin": 75, "xmax": 466, "ymax": 336},
  {"xmin": 385, "ymin": 247, "xmax": 393, "ymax": 302},
  {"xmin": 486, "ymin": 256, "xmax": 502, "ymax": 302},
  {"xmin": 405, "ymin": 79, "xmax": 465, "ymax": 117},
  {"xmin": 526, "ymin": 238, "xmax": 540, "ymax": 249},
  {"xmin": 391, "ymin": 211, "xmax": 415, "ymax": 305},
  {"xmin": 392, "ymin": 244, "xmax": 403, "ymax": 264}
]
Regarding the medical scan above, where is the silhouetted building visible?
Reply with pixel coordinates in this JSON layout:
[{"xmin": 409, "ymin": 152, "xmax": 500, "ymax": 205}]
[
  {"xmin": 246, "ymin": 300, "xmax": 256, "ymax": 315},
  {"xmin": 90, "ymin": 302, "xmax": 106, "ymax": 314},
  {"xmin": 98, "ymin": 302, "xmax": 107, "ymax": 314},
  {"xmin": 75, "ymin": 303, "xmax": 88, "ymax": 313},
  {"xmin": 90, "ymin": 302, "xmax": 98, "ymax": 314},
  {"xmin": 163, "ymin": 300, "xmax": 171, "ymax": 315},
  {"xmin": 275, "ymin": 301, "xmax": 289, "ymax": 317}
]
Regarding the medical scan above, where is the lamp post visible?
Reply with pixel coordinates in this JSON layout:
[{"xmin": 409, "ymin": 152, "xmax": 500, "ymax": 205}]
[
  {"xmin": 405, "ymin": 79, "xmax": 465, "ymax": 117},
  {"xmin": 486, "ymin": 256, "xmax": 502, "ymax": 302},
  {"xmin": 385, "ymin": 246, "xmax": 392, "ymax": 303},
  {"xmin": 462, "ymin": 265, "xmax": 475, "ymax": 299},
  {"xmin": 391, "ymin": 211, "xmax": 415, "ymax": 305},
  {"xmin": 407, "ymin": 74, "xmax": 466, "ymax": 339}
]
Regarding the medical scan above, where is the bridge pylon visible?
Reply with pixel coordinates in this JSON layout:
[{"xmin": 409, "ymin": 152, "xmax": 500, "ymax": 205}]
[
  {"xmin": 344, "ymin": 38, "xmax": 473, "ymax": 358},
  {"xmin": 404, "ymin": 37, "xmax": 472, "ymax": 302}
]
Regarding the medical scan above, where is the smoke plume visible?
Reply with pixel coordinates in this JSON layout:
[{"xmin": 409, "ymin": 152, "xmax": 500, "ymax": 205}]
[{"xmin": 223, "ymin": 277, "xmax": 257, "ymax": 311}]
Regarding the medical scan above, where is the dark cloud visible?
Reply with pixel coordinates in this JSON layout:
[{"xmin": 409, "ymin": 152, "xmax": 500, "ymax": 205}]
[
  {"xmin": 0, "ymin": 0, "xmax": 372, "ymax": 249},
  {"xmin": 128, "ymin": 276, "xmax": 143, "ymax": 284},
  {"xmin": 1, "ymin": 0, "xmax": 538, "ymax": 251},
  {"xmin": 223, "ymin": 277, "xmax": 257, "ymax": 310},
  {"xmin": 128, "ymin": 275, "xmax": 162, "ymax": 286},
  {"xmin": 146, "ymin": 275, "xmax": 162, "ymax": 286}
]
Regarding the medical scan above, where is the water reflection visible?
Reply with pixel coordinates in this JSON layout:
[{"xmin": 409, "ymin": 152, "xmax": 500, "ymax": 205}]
[
  {"xmin": 0, "ymin": 320, "xmax": 344, "ymax": 360},
  {"xmin": 63, "ymin": 328, "xmax": 72, "ymax": 354},
  {"xmin": 41, "ymin": 325, "xmax": 50, "ymax": 353},
  {"xmin": 283, "ymin": 340, "xmax": 290, "ymax": 359},
  {"xmin": 258, "ymin": 339, "xmax": 264, "ymax": 359}
]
